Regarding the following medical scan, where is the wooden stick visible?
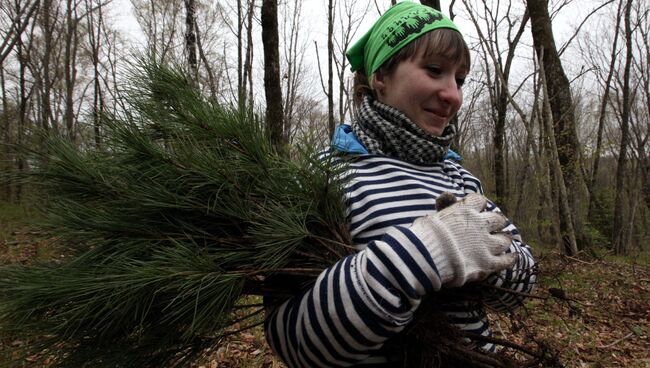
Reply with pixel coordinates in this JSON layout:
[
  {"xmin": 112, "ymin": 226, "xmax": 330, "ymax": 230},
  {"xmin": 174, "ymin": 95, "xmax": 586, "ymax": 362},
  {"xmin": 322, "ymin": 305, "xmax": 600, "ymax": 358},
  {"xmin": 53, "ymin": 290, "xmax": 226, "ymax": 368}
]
[{"xmin": 596, "ymin": 332, "xmax": 634, "ymax": 349}]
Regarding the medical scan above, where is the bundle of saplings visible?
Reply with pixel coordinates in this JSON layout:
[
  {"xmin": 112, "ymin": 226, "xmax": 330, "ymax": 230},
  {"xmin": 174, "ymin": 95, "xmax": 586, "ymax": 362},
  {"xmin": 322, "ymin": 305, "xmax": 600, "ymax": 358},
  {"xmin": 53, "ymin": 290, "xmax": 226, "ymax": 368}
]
[{"xmin": 0, "ymin": 61, "xmax": 552, "ymax": 367}]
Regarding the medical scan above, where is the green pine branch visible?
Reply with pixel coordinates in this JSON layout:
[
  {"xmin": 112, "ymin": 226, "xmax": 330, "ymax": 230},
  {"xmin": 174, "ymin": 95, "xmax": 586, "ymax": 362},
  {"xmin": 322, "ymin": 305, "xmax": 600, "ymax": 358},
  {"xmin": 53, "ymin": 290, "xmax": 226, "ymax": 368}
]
[{"xmin": 0, "ymin": 59, "xmax": 351, "ymax": 365}]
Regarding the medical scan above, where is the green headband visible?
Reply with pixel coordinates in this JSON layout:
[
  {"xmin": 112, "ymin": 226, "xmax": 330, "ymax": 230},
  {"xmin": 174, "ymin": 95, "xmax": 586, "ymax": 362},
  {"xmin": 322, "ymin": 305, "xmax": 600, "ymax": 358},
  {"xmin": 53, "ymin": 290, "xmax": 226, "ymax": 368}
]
[{"xmin": 346, "ymin": 1, "xmax": 460, "ymax": 77}]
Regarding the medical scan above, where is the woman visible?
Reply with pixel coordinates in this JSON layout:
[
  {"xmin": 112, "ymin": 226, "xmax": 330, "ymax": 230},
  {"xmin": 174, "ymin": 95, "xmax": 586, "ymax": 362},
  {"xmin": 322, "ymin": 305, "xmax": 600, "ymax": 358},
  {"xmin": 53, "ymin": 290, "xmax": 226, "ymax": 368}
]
[{"xmin": 265, "ymin": 2, "xmax": 536, "ymax": 366}]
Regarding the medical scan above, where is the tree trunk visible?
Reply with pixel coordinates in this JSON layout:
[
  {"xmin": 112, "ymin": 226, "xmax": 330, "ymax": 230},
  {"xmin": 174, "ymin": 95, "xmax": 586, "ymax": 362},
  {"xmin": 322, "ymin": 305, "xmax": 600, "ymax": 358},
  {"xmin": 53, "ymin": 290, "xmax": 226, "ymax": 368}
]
[
  {"xmin": 195, "ymin": 20, "xmax": 218, "ymax": 101},
  {"xmin": 641, "ymin": 148, "xmax": 650, "ymax": 213},
  {"xmin": 536, "ymin": 89, "xmax": 561, "ymax": 245},
  {"xmin": 184, "ymin": 0, "xmax": 198, "ymax": 83},
  {"xmin": 461, "ymin": 1, "xmax": 529, "ymax": 213},
  {"xmin": 1, "ymin": 62, "xmax": 10, "ymax": 201},
  {"xmin": 244, "ymin": 0, "xmax": 255, "ymax": 106},
  {"xmin": 493, "ymin": 87, "xmax": 508, "ymax": 212},
  {"xmin": 237, "ymin": 0, "xmax": 243, "ymax": 103},
  {"xmin": 16, "ymin": 33, "xmax": 29, "ymax": 202},
  {"xmin": 539, "ymin": 55, "xmax": 578, "ymax": 256},
  {"xmin": 588, "ymin": 0, "xmax": 623, "ymax": 222},
  {"xmin": 420, "ymin": 0, "xmax": 441, "ymax": 11},
  {"xmin": 527, "ymin": 0, "xmax": 582, "ymax": 253},
  {"xmin": 40, "ymin": 0, "xmax": 54, "ymax": 133},
  {"xmin": 636, "ymin": 0, "xmax": 650, "ymax": 213},
  {"xmin": 261, "ymin": 0, "xmax": 285, "ymax": 148},
  {"xmin": 87, "ymin": 0, "xmax": 105, "ymax": 148},
  {"xmin": 327, "ymin": 0, "xmax": 335, "ymax": 137},
  {"xmin": 64, "ymin": 0, "xmax": 79, "ymax": 144},
  {"xmin": 612, "ymin": 0, "xmax": 634, "ymax": 254}
]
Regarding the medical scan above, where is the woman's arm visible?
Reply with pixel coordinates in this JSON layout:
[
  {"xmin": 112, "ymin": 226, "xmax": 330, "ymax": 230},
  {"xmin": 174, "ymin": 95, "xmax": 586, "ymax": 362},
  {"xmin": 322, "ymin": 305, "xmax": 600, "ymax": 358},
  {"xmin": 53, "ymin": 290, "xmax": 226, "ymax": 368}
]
[
  {"xmin": 265, "ymin": 225, "xmax": 438, "ymax": 367},
  {"xmin": 265, "ymin": 194, "xmax": 517, "ymax": 368}
]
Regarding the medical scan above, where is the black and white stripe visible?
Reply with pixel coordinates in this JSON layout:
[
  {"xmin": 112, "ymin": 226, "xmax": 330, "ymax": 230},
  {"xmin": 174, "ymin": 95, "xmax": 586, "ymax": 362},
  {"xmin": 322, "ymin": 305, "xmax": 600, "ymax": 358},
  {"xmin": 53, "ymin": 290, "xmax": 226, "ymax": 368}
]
[{"xmin": 265, "ymin": 155, "xmax": 536, "ymax": 366}]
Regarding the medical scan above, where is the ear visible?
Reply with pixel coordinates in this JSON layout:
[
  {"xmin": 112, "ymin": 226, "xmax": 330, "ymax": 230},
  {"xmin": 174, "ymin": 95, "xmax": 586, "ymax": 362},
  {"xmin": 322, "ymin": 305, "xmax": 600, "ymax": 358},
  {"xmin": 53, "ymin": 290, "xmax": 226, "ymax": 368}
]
[{"xmin": 372, "ymin": 71, "xmax": 387, "ymax": 96}]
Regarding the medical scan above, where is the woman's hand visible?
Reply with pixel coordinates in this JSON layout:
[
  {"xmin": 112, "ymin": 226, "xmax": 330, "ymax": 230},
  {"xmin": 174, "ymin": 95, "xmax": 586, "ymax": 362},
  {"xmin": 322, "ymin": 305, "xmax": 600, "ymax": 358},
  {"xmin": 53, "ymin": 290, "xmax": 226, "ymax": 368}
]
[{"xmin": 410, "ymin": 193, "xmax": 518, "ymax": 287}]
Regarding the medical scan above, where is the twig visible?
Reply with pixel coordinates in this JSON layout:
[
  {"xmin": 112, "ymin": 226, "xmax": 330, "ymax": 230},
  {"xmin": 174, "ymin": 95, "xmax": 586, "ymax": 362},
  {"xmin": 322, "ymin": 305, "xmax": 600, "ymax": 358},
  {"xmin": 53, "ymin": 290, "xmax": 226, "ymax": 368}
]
[
  {"xmin": 11, "ymin": 231, "xmax": 44, "ymax": 236},
  {"xmin": 596, "ymin": 332, "xmax": 634, "ymax": 349},
  {"xmin": 482, "ymin": 284, "xmax": 548, "ymax": 300},
  {"xmin": 215, "ymin": 320, "xmax": 265, "ymax": 340},
  {"xmin": 461, "ymin": 331, "xmax": 541, "ymax": 359},
  {"xmin": 240, "ymin": 267, "xmax": 324, "ymax": 276},
  {"xmin": 446, "ymin": 346, "xmax": 506, "ymax": 368},
  {"xmin": 232, "ymin": 303, "xmax": 263, "ymax": 309},
  {"xmin": 228, "ymin": 306, "xmax": 264, "ymax": 326},
  {"xmin": 562, "ymin": 254, "xmax": 598, "ymax": 265}
]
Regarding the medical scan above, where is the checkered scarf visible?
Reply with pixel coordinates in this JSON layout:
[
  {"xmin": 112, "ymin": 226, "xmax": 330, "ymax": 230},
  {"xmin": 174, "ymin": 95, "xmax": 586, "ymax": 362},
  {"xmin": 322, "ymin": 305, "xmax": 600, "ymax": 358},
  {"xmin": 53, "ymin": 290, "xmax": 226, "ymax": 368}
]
[{"xmin": 352, "ymin": 96, "xmax": 456, "ymax": 165}]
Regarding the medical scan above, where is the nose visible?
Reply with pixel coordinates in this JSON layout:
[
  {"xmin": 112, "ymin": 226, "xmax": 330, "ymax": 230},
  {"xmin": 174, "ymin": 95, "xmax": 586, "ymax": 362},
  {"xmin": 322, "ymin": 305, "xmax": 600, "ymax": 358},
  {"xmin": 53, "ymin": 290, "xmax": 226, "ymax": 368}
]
[{"xmin": 438, "ymin": 76, "xmax": 462, "ymax": 108}]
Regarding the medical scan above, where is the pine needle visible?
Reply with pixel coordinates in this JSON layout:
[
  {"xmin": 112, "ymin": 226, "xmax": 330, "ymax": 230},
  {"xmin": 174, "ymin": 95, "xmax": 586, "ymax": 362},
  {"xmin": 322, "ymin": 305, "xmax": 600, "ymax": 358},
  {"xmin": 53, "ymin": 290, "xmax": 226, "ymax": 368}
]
[{"xmin": 0, "ymin": 58, "xmax": 351, "ymax": 365}]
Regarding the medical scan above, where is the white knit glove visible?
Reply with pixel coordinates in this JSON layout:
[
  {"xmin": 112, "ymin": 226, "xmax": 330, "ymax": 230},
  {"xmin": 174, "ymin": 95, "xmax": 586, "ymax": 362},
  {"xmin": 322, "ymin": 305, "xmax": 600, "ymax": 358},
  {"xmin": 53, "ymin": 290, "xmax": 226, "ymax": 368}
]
[{"xmin": 410, "ymin": 193, "xmax": 518, "ymax": 288}]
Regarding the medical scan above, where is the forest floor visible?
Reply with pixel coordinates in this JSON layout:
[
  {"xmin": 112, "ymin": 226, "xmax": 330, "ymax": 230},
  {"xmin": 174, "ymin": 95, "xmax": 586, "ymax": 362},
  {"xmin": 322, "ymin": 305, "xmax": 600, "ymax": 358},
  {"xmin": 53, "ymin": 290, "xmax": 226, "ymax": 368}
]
[{"xmin": 1, "ymin": 201, "xmax": 649, "ymax": 368}]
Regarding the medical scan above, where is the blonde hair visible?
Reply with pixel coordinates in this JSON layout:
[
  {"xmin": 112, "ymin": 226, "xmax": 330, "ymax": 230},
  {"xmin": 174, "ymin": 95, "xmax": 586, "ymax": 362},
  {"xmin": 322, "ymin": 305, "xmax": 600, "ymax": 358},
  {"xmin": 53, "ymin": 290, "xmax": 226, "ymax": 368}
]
[{"xmin": 352, "ymin": 28, "xmax": 470, "ymax": 108}]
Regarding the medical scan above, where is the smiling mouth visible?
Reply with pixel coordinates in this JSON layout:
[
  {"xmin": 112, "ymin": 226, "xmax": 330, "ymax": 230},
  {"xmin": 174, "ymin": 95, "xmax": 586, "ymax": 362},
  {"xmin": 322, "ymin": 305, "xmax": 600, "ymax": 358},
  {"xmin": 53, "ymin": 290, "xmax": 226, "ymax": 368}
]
[{"xmin": 425, "ymin": 109, "xmax": 449, "ymax": 120}]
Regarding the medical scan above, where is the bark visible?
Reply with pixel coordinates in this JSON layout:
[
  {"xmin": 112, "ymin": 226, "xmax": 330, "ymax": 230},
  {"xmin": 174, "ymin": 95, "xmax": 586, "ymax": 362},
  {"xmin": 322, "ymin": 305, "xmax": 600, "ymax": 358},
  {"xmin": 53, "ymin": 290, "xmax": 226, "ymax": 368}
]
[
  {"xmin": 612, "ymin": 0, "xmax": 634, "ymax": 254},
  {"xmin": 327, "ymin": 0, "xmax": 335, "ymax": 136},
  {"xmin": 638, "ymin": 25, "xmax": 650, "ymax": 213},
  {"xmin": 539, "ymin": 53, "xmax": 578, "ymax": 255},
  {"xmin": 17, "ymin": 63, "xmax": 26, "ymax": 201},
  {"xmin": 237, "ymin": 0, "xmax": 243, "ymax": 102},
  {"xmin": 538, "ymin": 88, "xmax": 562, "ymax": 245},
  {"xmin": 184, "ymin": 0, "xmax": 198, "ymax": 82},
  {"xmin": 527, "ymin": 0, "xmax": 581, "ymax": 254},
  {"xmin": 40, "ymin": 0, "xmax": 54, "ymax": 132},
  {"xmin": 637, "ymin": 131, "xmax": 650, "ymax": 213},
  {"xmin": 493, "ymin": 87, "xmax": 508, "ymax": 211},
  {"xmin": 244, "ymin": 0, "xmax": 255, "ymax": 106},
  {"xmin": 87, "ymin": 0, "xmax": 105, "ymax": 148},
  {"xmin": 420, "ymin": 0, "xmax": 441, "ymax": 11},
  {"xmin": 1, "ymin": 62, "xmax": 10, "ymax": 201},
  {"xmin": 15, "ymin": 16, "xmax": 31, "ymax": 202},
  {"xmin": 261, "ymin": 0, "xmax": 285, "ymax": 148},
  {"xmin": 64, "ymin": 0, "xmax": 79, "ymax": 144}
]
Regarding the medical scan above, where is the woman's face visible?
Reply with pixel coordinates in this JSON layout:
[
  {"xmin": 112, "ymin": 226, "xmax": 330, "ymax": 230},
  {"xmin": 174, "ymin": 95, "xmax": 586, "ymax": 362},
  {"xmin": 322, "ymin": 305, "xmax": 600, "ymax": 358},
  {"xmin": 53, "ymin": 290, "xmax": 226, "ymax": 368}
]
[{"xmin": 373, "ymin": 50, "xmax": 466, "ymax": 137}]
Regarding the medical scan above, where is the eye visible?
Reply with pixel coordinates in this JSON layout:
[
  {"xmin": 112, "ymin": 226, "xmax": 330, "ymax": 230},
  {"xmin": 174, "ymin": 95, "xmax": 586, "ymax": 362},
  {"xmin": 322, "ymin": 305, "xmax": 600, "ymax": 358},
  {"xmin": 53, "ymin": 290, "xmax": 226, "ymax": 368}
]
[
  {"xmin": 455, "ymin": 76, "xmax": 466, "ymax": 88},
  {"xmin": 426, "ymin": 65, "xmax": 442, "ymax": 76}
]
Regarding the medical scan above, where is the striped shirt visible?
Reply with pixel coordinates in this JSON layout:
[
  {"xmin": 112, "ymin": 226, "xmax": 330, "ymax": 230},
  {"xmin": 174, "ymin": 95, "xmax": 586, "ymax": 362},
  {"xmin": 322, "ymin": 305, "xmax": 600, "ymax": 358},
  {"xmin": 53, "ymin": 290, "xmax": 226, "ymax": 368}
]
[{"xmin": 265, "ymin": 153, "xmax": 536, "ymax": 367}]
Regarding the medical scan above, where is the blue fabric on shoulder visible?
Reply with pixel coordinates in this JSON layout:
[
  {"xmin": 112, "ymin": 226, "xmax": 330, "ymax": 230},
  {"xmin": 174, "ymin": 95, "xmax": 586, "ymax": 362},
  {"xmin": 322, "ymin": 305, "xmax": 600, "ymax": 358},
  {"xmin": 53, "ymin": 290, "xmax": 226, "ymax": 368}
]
[
  {"xmin": 445, "ymin": 149, "xmax": 462, "ymax": 162},
  {"xmin": 330, "ymin": 123, "xmax": 463, "ymax": 162},
  {"xmin": 331, "ymin": 124, "xmax": 368, "ymax": 154}
]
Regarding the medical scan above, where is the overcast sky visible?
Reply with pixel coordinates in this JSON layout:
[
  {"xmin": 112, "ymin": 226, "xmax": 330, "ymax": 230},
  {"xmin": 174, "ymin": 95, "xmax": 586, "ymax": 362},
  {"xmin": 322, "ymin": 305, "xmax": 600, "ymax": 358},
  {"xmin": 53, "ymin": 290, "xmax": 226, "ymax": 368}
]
[{"xmin": 108, "ymin": 0, "xmax": 607, "ymax": 111}]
